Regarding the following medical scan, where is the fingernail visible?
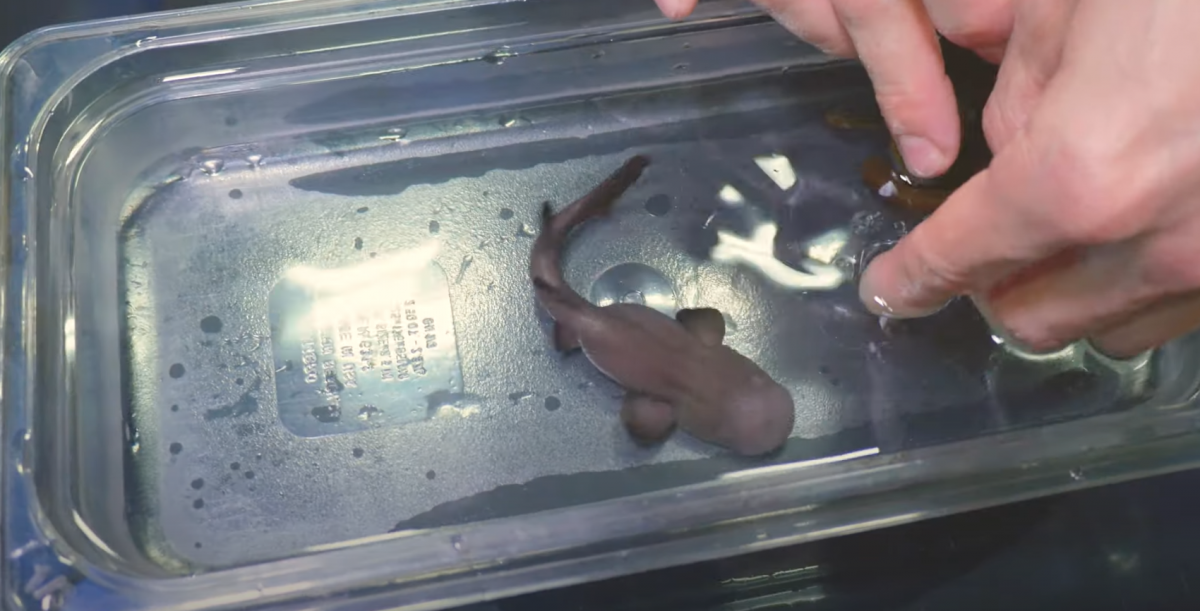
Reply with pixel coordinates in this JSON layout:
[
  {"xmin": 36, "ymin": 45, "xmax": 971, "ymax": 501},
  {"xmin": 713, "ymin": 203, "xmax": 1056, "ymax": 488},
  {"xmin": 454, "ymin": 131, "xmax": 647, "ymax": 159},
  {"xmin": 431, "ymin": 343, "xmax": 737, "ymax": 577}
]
[
  {"xmin": 858, "ymin": 259, "xmax": 949, "ymax": 319},
  {"xmin": 858, "ymin": 265, "xmax": 898, "ymax": 317},
  {"xmin": 896, "ymin": 135, "xmax": 948, "ymax": 179}
]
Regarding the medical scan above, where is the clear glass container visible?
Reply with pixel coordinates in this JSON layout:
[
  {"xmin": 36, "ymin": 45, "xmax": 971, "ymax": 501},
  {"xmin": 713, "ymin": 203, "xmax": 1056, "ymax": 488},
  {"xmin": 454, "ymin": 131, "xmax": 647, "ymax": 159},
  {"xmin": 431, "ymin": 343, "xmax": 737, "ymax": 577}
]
[{"xmin": 4, "ymin": 0, "xmax": 1200, "ymax": 609}]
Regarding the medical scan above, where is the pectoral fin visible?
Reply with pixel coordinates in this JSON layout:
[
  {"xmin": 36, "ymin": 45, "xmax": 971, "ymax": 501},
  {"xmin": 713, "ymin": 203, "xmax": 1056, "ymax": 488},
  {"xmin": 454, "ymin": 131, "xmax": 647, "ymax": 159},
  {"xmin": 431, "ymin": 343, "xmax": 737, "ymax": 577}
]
[
  {"xmin": 620, "ymin": 393, "xmax": 676, "ymax": 445},
  {"xmin": 553, "ymin": 321, "xmax": 581, "ymax": 353},
  {"xmin": 676, "ymin": 307, "xmax": 726, "ymax": 346}
]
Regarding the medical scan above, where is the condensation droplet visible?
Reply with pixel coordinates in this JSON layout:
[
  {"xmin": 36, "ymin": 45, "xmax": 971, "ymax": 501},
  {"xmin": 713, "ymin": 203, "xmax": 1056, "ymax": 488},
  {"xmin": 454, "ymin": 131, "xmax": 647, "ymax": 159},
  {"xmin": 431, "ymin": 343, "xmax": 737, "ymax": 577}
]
[
  {"xmin": 499, "ymin": 115, "xmax": 531, "ymax": 128},
  {"xmin": 201, "ymin": 159, "xmax": 225, "ymax": 176}
]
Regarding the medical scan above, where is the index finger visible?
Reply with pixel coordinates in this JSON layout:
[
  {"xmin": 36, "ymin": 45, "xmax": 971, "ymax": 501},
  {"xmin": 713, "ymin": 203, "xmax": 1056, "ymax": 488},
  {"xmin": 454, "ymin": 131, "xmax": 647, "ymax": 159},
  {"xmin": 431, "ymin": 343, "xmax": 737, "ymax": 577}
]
[
  {"xmin": 857, "ymin": 131, "xmax": 1069, "ymax": 317},
  {"xmin": 831, "ymin": 0, "xmax": 961, "ymax": 178}
]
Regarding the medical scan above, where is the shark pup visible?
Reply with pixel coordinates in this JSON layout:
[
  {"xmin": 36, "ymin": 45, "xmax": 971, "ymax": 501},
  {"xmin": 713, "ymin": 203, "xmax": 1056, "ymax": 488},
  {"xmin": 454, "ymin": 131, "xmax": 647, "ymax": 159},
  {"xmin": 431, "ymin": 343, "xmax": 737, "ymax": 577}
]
[{"xmin": 530, "ymin": 155, "xmax": 795, "ymax": 456}]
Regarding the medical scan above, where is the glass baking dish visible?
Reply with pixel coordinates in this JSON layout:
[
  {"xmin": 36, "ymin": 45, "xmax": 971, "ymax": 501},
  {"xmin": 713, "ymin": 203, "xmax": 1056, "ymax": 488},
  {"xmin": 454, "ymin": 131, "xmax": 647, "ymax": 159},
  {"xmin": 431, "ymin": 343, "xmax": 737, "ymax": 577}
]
[{"xmin": 5, "ymin": 0, "xmax": 1200, "ymax": 609}]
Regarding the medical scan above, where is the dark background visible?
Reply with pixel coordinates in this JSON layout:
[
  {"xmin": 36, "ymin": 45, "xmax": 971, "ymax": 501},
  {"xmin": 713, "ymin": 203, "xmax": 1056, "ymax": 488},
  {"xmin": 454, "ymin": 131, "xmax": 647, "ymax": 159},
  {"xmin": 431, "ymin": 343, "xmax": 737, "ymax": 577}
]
[{"xmin": 5, "ymin": 3, "xmax": 1200, "ymax": 610}]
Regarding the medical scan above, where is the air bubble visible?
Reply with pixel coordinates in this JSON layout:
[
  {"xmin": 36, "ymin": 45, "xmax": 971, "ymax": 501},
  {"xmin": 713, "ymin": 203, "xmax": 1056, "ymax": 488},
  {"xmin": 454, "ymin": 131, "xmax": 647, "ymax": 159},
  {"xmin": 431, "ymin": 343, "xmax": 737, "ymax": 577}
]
[
  {"xmin": 352, "ymin": 448, "xmax": 364, "ymax": 458},
  {"xmin": 191, "ymin": 478, "xmax": 205, "ymax": 490},
  {"xmin": 169, "ymin": 442, "xmax": 183, "ymax": 455}
]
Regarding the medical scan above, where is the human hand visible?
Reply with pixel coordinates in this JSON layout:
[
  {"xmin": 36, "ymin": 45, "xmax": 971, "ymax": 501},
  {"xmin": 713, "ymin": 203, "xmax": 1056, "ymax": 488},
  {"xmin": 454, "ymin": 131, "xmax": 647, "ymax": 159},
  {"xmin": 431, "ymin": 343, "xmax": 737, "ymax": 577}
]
[
  {"xmin": 860, "ymin": 1, "xmax": 1200, "ymax": 357},
  {"xmin": 654, "ymin": 0, "xmax": 1015, "ymax": 178},
  {"xmin": 657, "ymin": 0, "xmax": 1200, "ymax": 357}
]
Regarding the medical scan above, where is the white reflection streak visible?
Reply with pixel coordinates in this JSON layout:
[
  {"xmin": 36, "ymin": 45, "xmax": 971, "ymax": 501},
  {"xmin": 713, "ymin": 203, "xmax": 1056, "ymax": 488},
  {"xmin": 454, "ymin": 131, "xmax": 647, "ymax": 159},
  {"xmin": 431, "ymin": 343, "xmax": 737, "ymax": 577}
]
[
  {"xmin": 711, "ymin": 221, "xmax": 845, "ymax": 291},
  {"xmin": 805, "ymin": 228, "xmax": 849, "ymax": 265},
  {"xmin": 63, "ymin": 317, "xmax": 76, "ymax": 360},
  {"xmin": 718, "ymin": 184, "xmax": 746, "ymax": 206},
  {"xmin": 720, "ymin": 447, "xmax": 881, "ymax": 480},
  {"xmin": 72, "ymin": 510, "xmax": 118, "ymax": 559},
  {"xmin": 161, "ymin": 67, "xmax": 243, "ymax": 83},
  {"xmin": 285, "ymin": 242, "xmax": 440, "ymax": 331},
  {"xmin": 753, "ymin": 153, "xmax": 798, "ymax": 190}
]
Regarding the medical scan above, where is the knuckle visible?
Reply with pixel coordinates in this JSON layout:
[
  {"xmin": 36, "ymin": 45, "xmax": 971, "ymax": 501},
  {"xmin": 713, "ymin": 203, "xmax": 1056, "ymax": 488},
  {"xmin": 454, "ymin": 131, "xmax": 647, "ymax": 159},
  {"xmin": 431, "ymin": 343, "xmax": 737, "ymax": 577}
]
[
  {"xmin": 981, "ymin": 100, "xmax": 1017, "ymax": 151},
  {"xmin": 873, "ymin": 87, "xmax": 931, "ymax": 133}
]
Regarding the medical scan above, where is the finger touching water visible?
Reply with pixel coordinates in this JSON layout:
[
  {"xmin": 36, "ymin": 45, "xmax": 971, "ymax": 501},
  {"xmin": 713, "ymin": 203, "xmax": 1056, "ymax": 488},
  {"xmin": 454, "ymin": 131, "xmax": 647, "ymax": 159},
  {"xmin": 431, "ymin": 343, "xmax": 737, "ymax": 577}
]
[
  {"xmin": 827, "ymin": 0, "xmax": 960, "ymax": 177},
  {"xmin": 858, "ymin": 129, "xmax": 1071, "ymax": 320}
]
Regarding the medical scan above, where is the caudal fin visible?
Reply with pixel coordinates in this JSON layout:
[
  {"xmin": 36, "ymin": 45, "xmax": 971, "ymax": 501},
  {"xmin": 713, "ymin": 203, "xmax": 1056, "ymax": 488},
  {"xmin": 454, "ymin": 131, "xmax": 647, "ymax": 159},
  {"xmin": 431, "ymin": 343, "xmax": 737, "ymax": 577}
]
[
  {"xmin": 531, "ymin": 155, "xmax": 649, "ymax": 319},
  {"xmin": 542, "ymin": 155, "xmax": 650, "ymax": 236}
]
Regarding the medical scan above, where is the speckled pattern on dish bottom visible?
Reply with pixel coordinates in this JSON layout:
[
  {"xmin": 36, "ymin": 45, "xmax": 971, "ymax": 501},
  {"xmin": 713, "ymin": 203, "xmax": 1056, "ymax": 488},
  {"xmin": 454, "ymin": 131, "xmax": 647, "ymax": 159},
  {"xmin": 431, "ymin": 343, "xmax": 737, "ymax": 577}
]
[{"xmin": 110, "ymin": 65, "xmax": 1166, "ymax": 572}]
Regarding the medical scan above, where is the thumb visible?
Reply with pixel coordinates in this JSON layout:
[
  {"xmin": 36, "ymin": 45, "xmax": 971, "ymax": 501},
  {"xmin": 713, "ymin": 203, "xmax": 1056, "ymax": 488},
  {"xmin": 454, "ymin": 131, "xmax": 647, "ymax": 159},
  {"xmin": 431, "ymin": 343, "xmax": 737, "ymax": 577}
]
[{"xmin": 857, "ymin": 132, "xmax": 1068, "ymax": 317}]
